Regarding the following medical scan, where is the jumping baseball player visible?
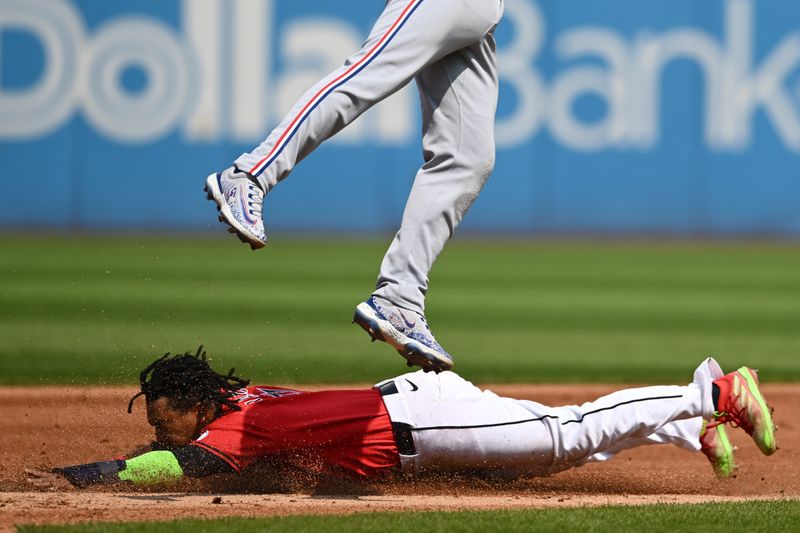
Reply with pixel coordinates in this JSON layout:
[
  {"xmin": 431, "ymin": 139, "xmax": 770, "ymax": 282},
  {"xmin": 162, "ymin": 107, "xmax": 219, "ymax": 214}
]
[
  {"xmin": 27, "ymin": 348, "xmax": 777, "ymax": 489},
  {"xmin": 204, "ymin": 0, "xmax": 506, "ymax": 372}
]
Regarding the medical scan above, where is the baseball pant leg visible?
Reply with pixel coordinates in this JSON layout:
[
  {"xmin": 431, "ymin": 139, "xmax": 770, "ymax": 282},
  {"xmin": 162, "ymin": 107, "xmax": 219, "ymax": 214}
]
[
  {"xmin": 378, "ymin": 370, "xmax": 560, "ymax": 473},
  {"xmin": 372, "ymin": 33, "xmax": 499, "ymax": 314},
  {"xmin": 543, "ymin": 358, "xmax": 718, "ymax": 466},
  {"xmin": 235, "ymin": 0, "xmax": 503, "ymax": 194},
  {"xmin": 550, "ymin": 417, "xmax": 703, "ymax": 473},
  {"xmin": 542, "ymin": 418, "xmax": 704, "ymax": 475},
  {"xmin": 404, "ymin": 385, "xmax": 707, "ymax": 474},
  {"xmin": 571, "ymin": 418, "xmax": 704, "ymax": 467},
  {"xmin": 380, "ymin": 359, "xmax": 718, "ymax": 474}
]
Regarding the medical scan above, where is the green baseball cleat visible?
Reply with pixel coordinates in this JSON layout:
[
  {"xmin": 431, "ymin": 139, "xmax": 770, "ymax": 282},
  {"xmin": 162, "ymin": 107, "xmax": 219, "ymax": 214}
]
[
  {"xmin": 700, "ymin": 420, "xmax": 736, "ymax": 478},
  {"xmin": 712, "ymin": 367, "xmax": 778, "ymax": 456}
]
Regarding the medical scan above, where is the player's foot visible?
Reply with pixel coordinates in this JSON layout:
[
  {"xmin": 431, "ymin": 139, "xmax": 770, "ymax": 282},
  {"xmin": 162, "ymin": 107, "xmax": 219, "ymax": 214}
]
[
  {"xmin": 353, "ymin": 296, "xmax": 453, "ymax": 372},
  {"xmin": 712, "ymin": 367, "xmax": 778, "ymax": 456},
  {"xmin": 204, "ymin": 166, "xmax": 267, "ymax": 250},
  {"xmin": 700, "ymin": 419, "xmax": 736, "ymax": 479}
]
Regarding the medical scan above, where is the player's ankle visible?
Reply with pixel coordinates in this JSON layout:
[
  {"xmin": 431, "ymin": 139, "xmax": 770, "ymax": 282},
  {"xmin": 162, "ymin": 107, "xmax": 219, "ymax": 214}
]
[{"xmin": 712, "ymin": 383, "xmax": 721, "ymax": 412}]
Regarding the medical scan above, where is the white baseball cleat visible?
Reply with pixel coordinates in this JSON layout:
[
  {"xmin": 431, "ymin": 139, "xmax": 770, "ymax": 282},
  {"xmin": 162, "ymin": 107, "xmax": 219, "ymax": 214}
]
[
  {"xmin": 204, "ymin": 167, "xmax": 267, "ymax": 250},
  {"xmin": 353, "ymin": 296, "xmax": 454, "ymax": 372}
]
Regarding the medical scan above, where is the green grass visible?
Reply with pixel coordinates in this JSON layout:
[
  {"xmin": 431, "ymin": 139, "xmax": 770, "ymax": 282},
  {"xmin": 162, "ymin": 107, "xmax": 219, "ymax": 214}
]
[
  {"xmin": 17, "ymin": 500, "xmax": 800, "ymax": 532},
  {"xmin": 1, "ymin": 236, "xmax": 799, "ymax": 385}
]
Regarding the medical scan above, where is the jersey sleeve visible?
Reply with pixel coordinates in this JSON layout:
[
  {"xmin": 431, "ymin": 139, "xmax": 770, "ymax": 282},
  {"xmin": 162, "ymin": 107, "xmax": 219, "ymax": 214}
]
[
  {"xmin": 187, "ymin": 387, "xmax": 307, "ymax": 471},
  {"xmin": 174, "ymin": 445, "xmax": 235, "ymax": 477},
  {"xmin": 188, "ymin": 415, "xmax": 250, "ymax": 472}
]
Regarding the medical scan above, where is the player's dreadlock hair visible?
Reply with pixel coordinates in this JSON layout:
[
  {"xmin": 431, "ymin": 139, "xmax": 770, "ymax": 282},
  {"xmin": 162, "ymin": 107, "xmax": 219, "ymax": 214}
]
[{"xmin": 127, "ymin": 346, "xmax": 250, "ymax": 415}]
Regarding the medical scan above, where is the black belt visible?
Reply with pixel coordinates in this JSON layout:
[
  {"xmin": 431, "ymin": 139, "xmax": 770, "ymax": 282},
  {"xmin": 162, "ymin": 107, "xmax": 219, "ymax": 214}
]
[{"xmin": 376, "ymin": 381, "xmax": 417, "ymax": 456}]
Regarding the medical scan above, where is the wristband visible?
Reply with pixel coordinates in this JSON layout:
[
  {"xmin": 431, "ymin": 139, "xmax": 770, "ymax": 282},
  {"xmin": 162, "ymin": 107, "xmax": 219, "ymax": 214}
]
[{"xmin": 54, "ymin": 460, "xmax": 126, "ymax": 488}]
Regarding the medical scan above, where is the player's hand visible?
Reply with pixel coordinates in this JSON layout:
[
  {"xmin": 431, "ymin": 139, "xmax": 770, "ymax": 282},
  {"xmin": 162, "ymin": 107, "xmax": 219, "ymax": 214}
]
[{"xmin": 24, "ymin": 468, "xmax": 74, "ymax": 491}]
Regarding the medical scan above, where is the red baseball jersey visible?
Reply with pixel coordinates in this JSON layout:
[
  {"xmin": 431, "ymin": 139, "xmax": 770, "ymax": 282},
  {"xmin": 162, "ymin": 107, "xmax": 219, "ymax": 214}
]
[{"xmin": 190, "ymin": 386, "xmax": 399, "ymax": 477}]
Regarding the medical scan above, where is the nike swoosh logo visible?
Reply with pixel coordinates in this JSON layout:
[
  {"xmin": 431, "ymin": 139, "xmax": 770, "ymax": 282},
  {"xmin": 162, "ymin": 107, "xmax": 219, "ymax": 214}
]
[
  {"xmin": 398, "ymin": 309, "xmax": 416, "ymax": 329},
  {"xmin": 405, "ymin": 379, "xmax": 418, "ymax": 392}
]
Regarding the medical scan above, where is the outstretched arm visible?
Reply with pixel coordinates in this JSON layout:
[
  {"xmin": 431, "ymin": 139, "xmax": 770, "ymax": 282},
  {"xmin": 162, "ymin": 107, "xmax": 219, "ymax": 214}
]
[{"xmin": 27, "ymin": 446, "xmax": 234, "ymax": 488}]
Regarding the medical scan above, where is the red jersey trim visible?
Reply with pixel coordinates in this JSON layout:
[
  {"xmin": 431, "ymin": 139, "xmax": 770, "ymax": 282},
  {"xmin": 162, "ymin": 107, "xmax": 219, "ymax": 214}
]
[{"xmin": 190, "ymin": 442, "xmax": 242, "ymax": 473}]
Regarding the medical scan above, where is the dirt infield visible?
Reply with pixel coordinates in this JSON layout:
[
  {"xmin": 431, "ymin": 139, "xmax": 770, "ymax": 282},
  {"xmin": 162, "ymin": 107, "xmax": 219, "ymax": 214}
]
[{"xmin": 1, "ymin": 384, "xmax": 797, "ymax": 530}]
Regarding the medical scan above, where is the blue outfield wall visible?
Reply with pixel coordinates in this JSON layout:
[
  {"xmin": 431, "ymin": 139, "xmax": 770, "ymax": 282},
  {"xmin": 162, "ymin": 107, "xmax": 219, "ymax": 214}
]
[{"xmin": 1, "ymin": 0, "xmax": 800, "ymax": 235}]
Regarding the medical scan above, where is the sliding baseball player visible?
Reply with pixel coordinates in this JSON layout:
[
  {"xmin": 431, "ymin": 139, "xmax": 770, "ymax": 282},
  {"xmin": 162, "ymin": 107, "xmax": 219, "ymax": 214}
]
[{"xmin": 27, "ymin": 348, "xmax": 777, "ymax": 488}]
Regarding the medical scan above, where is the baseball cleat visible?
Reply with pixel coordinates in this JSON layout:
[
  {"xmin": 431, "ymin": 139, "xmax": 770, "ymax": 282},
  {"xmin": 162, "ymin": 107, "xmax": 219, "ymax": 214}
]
[
  {"xmin": 204, "ymin": 166, "xmax": 267, "ymax": 250},
  {"xmin": 700, "ymin": 420, "xmax": 736, "ymax": 479},
  {"xmin": 353, "ymin": 296, "xmax": 453, "ymax": 372},
  {"xmin": 712, "ymin": 367, "xmax": 777, "ymax": 456}
]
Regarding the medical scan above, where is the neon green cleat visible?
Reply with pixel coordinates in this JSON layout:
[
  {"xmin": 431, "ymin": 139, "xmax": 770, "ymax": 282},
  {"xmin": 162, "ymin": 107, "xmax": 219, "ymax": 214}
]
[
  {"xmin": 700, "ymin": 420, "xmax": 736, "ymax": 478},
  {"xmin": 713, "ymin": 367, "xmax": 778, "ymax": 456}
]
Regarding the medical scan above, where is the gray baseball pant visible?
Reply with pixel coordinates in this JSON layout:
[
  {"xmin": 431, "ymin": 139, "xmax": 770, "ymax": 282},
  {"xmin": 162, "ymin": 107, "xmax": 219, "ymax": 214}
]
[{"xmin": 235, "ymin": 0, "xmax": 504, "ymax": 315}]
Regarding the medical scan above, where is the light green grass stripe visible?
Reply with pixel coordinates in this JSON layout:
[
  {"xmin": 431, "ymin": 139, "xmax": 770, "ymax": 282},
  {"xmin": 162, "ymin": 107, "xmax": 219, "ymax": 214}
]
[
  {"xmin": 2, "ymin": 237, "xmax": 800, "ymax": 384},
  {"xmin": 17, "ymin": 500, "xmax": 800, "ymax": 533}
]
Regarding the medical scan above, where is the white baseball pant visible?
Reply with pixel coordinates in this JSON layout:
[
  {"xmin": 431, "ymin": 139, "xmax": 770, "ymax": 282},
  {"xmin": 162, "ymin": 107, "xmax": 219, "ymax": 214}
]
[{"xmin": 376, "ymin": 358, "xmax": 723, "ymax": 475}]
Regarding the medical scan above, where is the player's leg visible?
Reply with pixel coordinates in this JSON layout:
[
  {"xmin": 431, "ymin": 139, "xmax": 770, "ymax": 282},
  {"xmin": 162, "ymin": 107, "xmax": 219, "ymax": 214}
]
[
  {"xmin": 541, "ymin": 359, "xmax": 719, "ymax": 468},
  {"xmin": 579, "ymin": 418, "xmax": 704, "ymax": 462},
  {"xmin": 556, "ymin": 364, "xmax": 778, "ymax": 478},
  {"xmin": 544, "ymin": 418, "xmax": 733, "ymax": 479},
  {"xmin": 353, "ymin": 32, "xmax": 499, "ymax": 371},
  {"xmin": 544, "ymin": 361, "xmax": 776, "ymax": 479},
  {"xmin": 376, "ymin": 370, "xmax": 559, "ymax": 474},
  {"xmin": 381, "ymin": 359, "xmax": 723, "ymax": 475},
  {"xmin": 205, "ymin": 0, "xmax": 504, "ymax": 249}
]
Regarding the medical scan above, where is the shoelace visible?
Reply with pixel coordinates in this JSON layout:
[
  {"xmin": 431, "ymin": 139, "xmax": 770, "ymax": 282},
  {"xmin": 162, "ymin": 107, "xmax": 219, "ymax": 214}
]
[
  {"xmin": 418, "ymin": 315, "xmax": 429, "ymax": 331},
  {"xmin": 246, "ymin": 183, "xmax": 264, "ymax": 219},
  {"xmin": 714, "ymin": 397, "xmax": 752, "ymax": 433},
  {"xmin": 415, "ymin": 317, "xmax": 447, "ymax": 352}
]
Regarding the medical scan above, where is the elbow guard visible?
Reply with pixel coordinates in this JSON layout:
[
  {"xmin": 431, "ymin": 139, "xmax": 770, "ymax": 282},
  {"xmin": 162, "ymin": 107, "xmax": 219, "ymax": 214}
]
[{"xmin": 118, "ymin": 451, "xmax": 184, "ymax": 485}]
